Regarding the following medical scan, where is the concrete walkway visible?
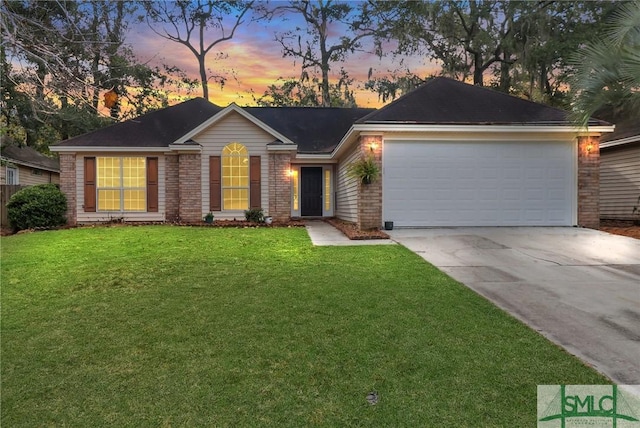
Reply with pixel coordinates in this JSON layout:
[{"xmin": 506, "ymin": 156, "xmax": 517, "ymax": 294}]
[{"xmin": 305, "ymin": 221, "xmax": 396, "ymax": 246}]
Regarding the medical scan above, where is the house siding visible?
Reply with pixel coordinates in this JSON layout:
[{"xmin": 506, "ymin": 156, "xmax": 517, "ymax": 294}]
[
  {"xmin": 74, "ymin": 153, "xmax": 166, "ymax": 223},
  {"xmin": 600, "ymin": 143, "xmax": 640, "ymax": 220},
  {"xmin": 195, "ymin": 112, "xmax": 272, "ymax": 219},
  {"xmin": 1, "ymin": 164, "xmax": 59, "ymax": 186},
  {"xmin": 336, "ymin": 144, "xmax": 360, "ymax": 223}
]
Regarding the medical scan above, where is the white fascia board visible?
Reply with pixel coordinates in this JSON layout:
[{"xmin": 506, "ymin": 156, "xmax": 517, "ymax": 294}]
[
  {"xmin": 50, "ymin": 146, "xmax": 169, "ymax": 153},
  {"xmin": 330, "ymin": 125, "xmax": 359, "ymax": 159},
  {"xmin": 267, "ymin": 144, "xmax": 298, "ymax": 151},
  {"xmin": 172, "ymin": 103, "xmax": 296, "ymax": 146},
  {"xmin": 599, "ymin": 135, "xmax": 640, "ymax": 149},
  {"xmin": 168, "ymin": 143, "xmax": 202, "ymax": 152},
  {"xmin": 294, "ymin": 154, "xmax": 335, "ymax": 164},
  {"xmin": 352, "ymin": 123, "xmax": 615, "ymax": 134},
  {"xmin": 330, "ymin": 124, "xmax": 616, "ymax": 159}
]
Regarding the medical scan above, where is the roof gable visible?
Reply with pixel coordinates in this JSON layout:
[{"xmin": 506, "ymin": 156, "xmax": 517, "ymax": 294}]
[
  {"xmin": 358, "ymin": 77, "xmax": 609, "ymax": 126},
  {"xmin": 53, "ymin": 98, "xmax": 222, "ymax": 148},
  {"xmin": 178, "ymin": 103, "xmax": 297, "ymax": 147},
  {"xmin": 1, "ymin": 145, "xmax": 60, "ymax": 172}
]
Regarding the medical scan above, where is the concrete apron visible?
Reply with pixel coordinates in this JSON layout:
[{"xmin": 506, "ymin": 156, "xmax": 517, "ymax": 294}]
[{"xmin": 388, "ymin": 227, "xmax": 640, "ymax": 385}]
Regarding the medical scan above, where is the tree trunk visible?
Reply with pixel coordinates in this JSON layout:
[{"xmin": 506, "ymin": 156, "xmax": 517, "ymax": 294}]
[
  {"xmin": 321, "ymin": 65, "xmax": 330, "ymax": 107},
  {"xmin": 499, "ymin": 52, "xmax": 511, "ymax": 92},
  {"xmin": 473, "ymin": 54, "xmax": 484, "ymax": 86},
  {"xmin": 199, "ymin": 57, "xmax": 209, "ymax": 101}
]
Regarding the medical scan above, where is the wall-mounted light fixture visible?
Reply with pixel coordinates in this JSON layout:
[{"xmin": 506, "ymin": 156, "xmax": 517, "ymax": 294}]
[
  {"xmin": 288, "ymin": 169, "xmax": 295, "ymax": 176},
  {"xmin": 586, "ymin": 142, "xmax": 594, "ymax": 153},
  {"xmin": 369, "ymin": 142, "xmax": 378, "ymax": 152}
]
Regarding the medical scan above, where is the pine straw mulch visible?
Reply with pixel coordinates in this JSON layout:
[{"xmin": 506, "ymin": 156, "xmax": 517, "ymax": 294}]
[
  {"xmin": 325, "ymin": 218, "xmax": 390, "ymax": 240},
  {"xmin": 599, "ymin": 220, "xmax": 640, "ymax": 240}
]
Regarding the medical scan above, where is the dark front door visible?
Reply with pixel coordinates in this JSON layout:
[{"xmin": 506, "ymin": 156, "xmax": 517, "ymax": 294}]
[{"xmin": 301, "ymin": 167, "xmax": 323, "ymax": 216}]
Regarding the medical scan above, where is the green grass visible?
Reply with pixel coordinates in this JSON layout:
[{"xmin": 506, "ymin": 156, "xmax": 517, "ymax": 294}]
[{"xmin": 1, "ymin": 226, "xmax": 607, "ymax": 426}]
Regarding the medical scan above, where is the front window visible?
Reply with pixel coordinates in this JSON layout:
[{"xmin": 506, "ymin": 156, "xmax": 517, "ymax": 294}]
[
  {"xmin": 97, "ymin": 157, "xmax": 146, "ymax": 211},
  {"xmin": 6, "ymin": 166, "xmax": 18, "ymax": 184},
  {"xmin": 222, "ymin": 143, "xmax": 248, "ymax": 210}
]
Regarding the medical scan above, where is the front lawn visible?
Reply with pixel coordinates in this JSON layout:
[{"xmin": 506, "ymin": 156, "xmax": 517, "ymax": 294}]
[{"xmin": 1, "ymin": 226, "xmax": 606, "ymax": 426}]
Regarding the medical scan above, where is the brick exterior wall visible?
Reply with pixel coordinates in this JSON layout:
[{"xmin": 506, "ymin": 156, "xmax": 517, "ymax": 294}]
[
  {"xmin": 178, "ymin": 154, "xmax": 202, "ymax": 223},
  {"xmin": 59, "ymin": 153, "xmax": 77, "ymax": 226},
  {"xmin": 268, "ymin": 151, "xmax": 294, "ymax": 222},
  {"xmin": 165, "ymin": 155, "xmax": 179, "ymax": 222},
  {"xmin": 357, "ymin": 135, "xmax": 383, "ymax": 230},
  {"xmin": 577, "ymin": 136, "xmax": 600, "ymax": 229}
]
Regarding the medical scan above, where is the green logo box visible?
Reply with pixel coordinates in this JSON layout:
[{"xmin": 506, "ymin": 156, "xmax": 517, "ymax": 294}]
[{"xmin": 538, "ymin": 385, "xmax": 640, "ymax": 427}]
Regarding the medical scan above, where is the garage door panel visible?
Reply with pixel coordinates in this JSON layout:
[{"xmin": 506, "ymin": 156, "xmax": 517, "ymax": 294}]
[{"xmin": 383, "ymin": 140, "xmax": 574, "ymax": 227}]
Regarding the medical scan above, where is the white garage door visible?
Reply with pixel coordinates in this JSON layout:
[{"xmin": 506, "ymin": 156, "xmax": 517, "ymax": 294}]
[{"xmin": 383, "ymin": 140, "xmax": 575, "ymax": 227}]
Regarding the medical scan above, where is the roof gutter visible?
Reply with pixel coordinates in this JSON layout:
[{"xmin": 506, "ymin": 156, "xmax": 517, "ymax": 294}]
[
  {"xmin": 50, "ymin": 146, "xmax": 169, "ymax": 153},
  {"xmin": 0, "ymin": 157, "xmax": 59, "ymax": 173},
  {"xmin": 351, "ymin": 123, "xmax": 615, "ymax": 134},
  {"xmin": 600, "ymin": 134, "xmax": 640, "ymax": 149},
  {"xmin": 330, "ymin": 123, "xmax": 615, "ymax": 159}
]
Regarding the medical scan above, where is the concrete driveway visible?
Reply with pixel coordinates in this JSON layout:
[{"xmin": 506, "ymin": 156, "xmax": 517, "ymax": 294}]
[{"xmin": 387, "ymin": 227, "xmax": 640, "ymax": 384}]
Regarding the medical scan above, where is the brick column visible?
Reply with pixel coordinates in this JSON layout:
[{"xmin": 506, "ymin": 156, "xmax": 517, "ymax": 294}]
[
  {"xmin": 165, "ymin": 155, "xmax": 179, "ymax": 222},
  {"xmin": 577, "ymin": 136, "xmax": 600, "ymax": 229},
  {"xmin": 59, "ymin": 153, "xmax": 77, "ymax": 226},
  {"xmin": 357, "ymin": 135, "xmax": 383, "ymax": 230},
  {"xmin": 178, "ymin": 154, "xmax": 202, "ymax": 223},
  {"xmin": 268, "ymin": 151, "xmax": 294, "ymax": 222}
]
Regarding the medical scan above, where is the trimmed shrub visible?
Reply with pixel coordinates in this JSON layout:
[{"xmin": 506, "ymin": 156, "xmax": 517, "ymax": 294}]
[
  {"xmin": 244, "ymin": 208, "xmax": 264, "ymax": 223},
  {"xmin": 6, "ymin": 184, "xmax": 67, "ymax": 231}
]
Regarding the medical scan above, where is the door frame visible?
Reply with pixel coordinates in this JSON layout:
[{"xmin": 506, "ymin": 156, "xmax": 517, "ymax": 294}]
[{"xmin": 290, "ymin": 164, "xmax": 334, "ymax": 218}]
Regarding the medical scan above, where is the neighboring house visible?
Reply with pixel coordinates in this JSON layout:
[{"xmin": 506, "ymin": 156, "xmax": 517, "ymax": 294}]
[
  {"xmin": 1, "ymin": 144, "xmax": 60, "ymax": 186},
  {"xmin": 50, "ymin": 77, "xmax": 613, "ymax": 229},
  {"xmin": 599, "ymin": 120, "xmax": 640, "ymax": 221}
]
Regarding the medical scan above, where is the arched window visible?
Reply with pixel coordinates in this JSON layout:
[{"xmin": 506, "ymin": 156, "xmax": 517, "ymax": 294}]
[{"xmin": 222, "ymin": 142, "xmax": 249, "ymax": 210}]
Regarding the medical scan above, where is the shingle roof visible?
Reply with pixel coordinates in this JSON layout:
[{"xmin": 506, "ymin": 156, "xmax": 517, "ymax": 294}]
[
  {"xmin": 1, "ymin": 145, "xmax": 60, "ymax": 172},
  {"xmin": 245, "ymin": 107, "xmax": 374, "ymax": 153},
  {"xmin": 601, "ymin": 120, "xmax": 640, "ymax": 143},
  {"xmin": 53, "ymin": 99, "xmax": 372, "ymax": 153},
  {"xmin": 53, "ymin": 98, "xmax": 223, "ymax": 148},
  {"xmin": 53, "ymin": 78, "xmax": 610, "ymax": 153},
  {"xmin": 358, "ymin": 77, "xmax": 610, "ymax": 126}
]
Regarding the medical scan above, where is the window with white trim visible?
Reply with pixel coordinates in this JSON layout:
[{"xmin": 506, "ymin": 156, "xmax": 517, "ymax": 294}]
[
  {"xmin": 97, "ymin": 157, "xmax": 146, "ymax": 211},
  {"xmin": 222, "ymin": 143, "xmax": 249, "ymax": 210},
  {"xmin": 6, "ymin": 166, "xmax": 18, "ymax": 184}
]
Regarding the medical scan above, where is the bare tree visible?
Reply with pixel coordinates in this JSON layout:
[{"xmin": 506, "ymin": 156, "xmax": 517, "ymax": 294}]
[
  {"xmin": 142, "ymin": 0, "xmax": 253, "ymax": 101},
  {"xmin": 1, "ymin": 0, "xmax": 192, "ymax": 148},
  {"xmin": 265, "ymin": 0, "xmax": 376, "ymax": 107}
]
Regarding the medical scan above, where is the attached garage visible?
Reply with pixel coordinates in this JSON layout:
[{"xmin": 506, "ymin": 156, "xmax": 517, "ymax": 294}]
[
  {"xmin": 383, "ymin": 139, "xmax": 576, "ymax": 227},
  {"xmin": 344, "ymin": 78, "xmax": 613, "ymax": 230}
]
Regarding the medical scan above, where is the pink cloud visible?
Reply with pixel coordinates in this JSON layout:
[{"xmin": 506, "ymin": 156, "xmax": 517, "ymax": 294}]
[{"xmin": 127, "ymin": 9, "xmax": 440, "ymax": 108}]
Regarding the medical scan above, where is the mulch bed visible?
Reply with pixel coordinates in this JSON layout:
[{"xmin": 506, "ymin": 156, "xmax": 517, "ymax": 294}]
[
  {"xmin": 325, "ymin": 218, "xmax": 390, "ymax": 240},
  {"xmin": 0, "ymin": 220, "xmax": 307, "ymax": 236},
  {"xmin": 599, "ymin": 220, "xmax": 640, "ymax": 240},
  {"xmin": 200, "ymin": 219, "xmax": 306, "ymax": 228}
]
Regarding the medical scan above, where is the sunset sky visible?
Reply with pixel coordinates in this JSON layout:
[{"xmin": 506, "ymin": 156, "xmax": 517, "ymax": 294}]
[{"xmin": 128, "ymin": 5, "xmax": 437, "ymax": 108}]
